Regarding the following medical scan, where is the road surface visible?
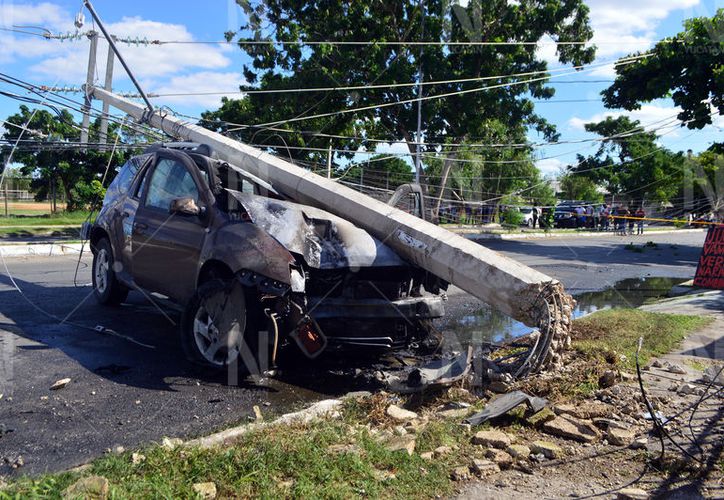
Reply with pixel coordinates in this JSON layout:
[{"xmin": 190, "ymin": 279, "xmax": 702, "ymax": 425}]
[{"xmin": 0, "ymin": 230, "xmax": 707, "ymax": 475}]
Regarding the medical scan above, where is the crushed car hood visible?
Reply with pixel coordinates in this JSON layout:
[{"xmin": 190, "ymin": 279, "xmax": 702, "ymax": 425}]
[{"xmin": 227, "ymin": 190, "xmax": 406, "ymax": 269}]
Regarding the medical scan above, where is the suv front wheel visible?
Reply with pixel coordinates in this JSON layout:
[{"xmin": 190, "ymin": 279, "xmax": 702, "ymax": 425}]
[
  {"xmin": 181, "ymin": 279, "xmax": 263, "ymax": 371},
  {"xmin": 92, "ymin": 238, "xmax": 129, "ymax": 305}
]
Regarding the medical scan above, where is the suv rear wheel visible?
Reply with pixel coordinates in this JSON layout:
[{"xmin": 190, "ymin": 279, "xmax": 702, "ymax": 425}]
[
  {"xmin": 92, "ymin": 238, "xmax": 129, "ymax": 305},
  {"xmin": 181, "ymin": 279, "xmax": 263, "ymax": 371}
]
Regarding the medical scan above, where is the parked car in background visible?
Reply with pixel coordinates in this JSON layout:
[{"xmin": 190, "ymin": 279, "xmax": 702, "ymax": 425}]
[{"xmin": 554, "ymin": 204, "xmax": 578, "ymax": 228}]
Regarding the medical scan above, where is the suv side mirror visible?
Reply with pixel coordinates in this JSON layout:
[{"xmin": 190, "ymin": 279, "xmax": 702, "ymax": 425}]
[{"xmin": 170, "ymin": 197, "xmax": 203, "ymax": 216}]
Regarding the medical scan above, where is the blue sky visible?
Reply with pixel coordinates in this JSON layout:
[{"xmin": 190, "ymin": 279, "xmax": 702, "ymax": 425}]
[{"xmin": 1, "ymin": 0, "xmax": 722, "ymax": 177}]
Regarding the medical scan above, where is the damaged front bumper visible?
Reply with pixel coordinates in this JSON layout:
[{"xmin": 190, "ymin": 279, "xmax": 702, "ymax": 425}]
[{"xmin": 307, "ymin": 295, "xmax": 445, "ymax": 349}]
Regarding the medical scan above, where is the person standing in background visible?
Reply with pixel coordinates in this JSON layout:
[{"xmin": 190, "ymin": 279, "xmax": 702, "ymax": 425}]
[
  {"xmin": 532, "ymin": 206, "xmax": 539, "ymax": 229},
  {"xmin": 635, "ymin": 206, "xmax": 645, "ymax": 235}
]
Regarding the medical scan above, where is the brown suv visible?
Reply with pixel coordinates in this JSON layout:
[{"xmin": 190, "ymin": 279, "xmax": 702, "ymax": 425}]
[{"xmin": 88, "ymin": 143, "xmax": 445, "ymax": 370}]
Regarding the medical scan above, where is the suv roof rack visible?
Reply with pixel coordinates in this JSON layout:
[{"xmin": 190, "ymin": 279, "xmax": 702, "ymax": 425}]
[{"xmin": 144, "ymin": 142, "xmax": 216, "ymax": 158}]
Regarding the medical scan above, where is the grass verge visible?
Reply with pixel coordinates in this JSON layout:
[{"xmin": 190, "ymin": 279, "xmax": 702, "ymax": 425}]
[{"xmin": 572, "ymin": 309, "xmax": 712, "ymax": 371}]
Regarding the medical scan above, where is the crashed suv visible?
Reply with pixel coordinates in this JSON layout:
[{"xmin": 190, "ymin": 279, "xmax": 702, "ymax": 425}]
[{"xmin": 88, "ymin": 143, "xmax": 445, "ymax": 370}]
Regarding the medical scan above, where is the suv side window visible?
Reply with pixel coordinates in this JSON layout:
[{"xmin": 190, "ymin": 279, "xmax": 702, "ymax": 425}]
[
  {"xmin": 144, "ymin": 158, "xmax": 199, "ymax": 211},
  {"xmin": 108, "ymin": 159, "xmax": 138, "ymax": 196}
]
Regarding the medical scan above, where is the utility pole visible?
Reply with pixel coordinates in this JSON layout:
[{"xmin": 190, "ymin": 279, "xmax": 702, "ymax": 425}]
[
  {"xmin": 414, "ymin": 0, "xmax": 425, "ymax": 185},
  {"xmin": 80, "ymin": 30, "xmax": 99, "ymax": 148},
  {"xmin": 326, "ymin": 141, "xmax": 332, "ymax": 178},
  {"xmin": 99, "ymin": 40, "xmax": 115, "ymax": 148}
]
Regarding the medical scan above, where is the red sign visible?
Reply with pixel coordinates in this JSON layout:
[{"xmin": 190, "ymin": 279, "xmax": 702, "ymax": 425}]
[{"xmin": 694, "ymin": 225, "xmax": 724, "ymax": 289}]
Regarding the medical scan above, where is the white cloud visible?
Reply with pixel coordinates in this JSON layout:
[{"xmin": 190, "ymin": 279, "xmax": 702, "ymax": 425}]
[
  {"xmin": 568, "ymin": 103, "xmax": 684, "ymax": 135},
  {"xmin": 29, "ymin": 15, "xmax": 231, "ymax": 86},
  {"xmin": 585, "ymin": 0, "xmax": 700, "ymax": 58},
  {"xmin": 151, "ymin": 71, "xmax": 245, "ymax": 108},
  {"xmin": 536, "ymin": 158, "xmax": 566, "ymax": 177},
  {"xmin": 0, "ymin": 1, "xmax": 70, "ymax": 29}
]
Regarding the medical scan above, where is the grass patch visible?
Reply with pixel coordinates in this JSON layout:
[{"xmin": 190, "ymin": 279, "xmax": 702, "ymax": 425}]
[
  {"xmin": 2, "ymin": 412, "xmax": 466, "ymax": 499},
  {"xmin": 572, "ymin": 309, "xmax": 712, "ymax": 371},
  {"xmin": 0, "ymin": 211, "xmax": 91, "ymax": 227}
]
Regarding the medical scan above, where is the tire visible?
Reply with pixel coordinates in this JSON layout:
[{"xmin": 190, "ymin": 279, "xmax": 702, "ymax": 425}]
[
  {"xmin": 180, "ymin": 279, "xmax": 264, "ymax": 371},
  {"xmin": 92, "ymin": 238, "xmax": 129, "ymax": 306}
]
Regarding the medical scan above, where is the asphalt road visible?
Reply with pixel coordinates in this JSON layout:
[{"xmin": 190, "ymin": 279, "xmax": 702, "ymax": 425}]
[{"xmin": 0, "ymin": 230, "xmax": 708, "ymax": 476}]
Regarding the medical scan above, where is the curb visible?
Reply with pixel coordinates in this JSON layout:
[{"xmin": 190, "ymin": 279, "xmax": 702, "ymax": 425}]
[
  {"xmin": 0, "ymin": 242, "xmax": 85, "ymax": 258},
  {"xmin": 459, "ymin": 228, "xmax": 706, "ymax": 241}
]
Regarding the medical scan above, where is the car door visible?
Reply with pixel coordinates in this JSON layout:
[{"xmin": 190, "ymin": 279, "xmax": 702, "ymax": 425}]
[{"xmin": 131, "ymin": 152, "xmax": 209, "ymax": 301}]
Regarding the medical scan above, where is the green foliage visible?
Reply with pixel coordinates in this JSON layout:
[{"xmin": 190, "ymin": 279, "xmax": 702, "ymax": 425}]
[
  {"xmin": 338, "ymin": 154, "xmax": 413, "ymax": 189},
  {"xmin": 566, "ymin": 116, "xmax": 685, "ymax": 203},
  {"xmin": 559, "ymin": 174, "xmax": 603, "ymax": 202},
  {"xmin": 573, "ymin": 309, "xmax": 712, "ymax": 371},
  {"xmin": 502, "ymin": 207, "xmax": 524, "ymax": 227},
  {"xmin": 603, "ymin": 9, "xmax": 724, "ymax": 130},
  {"xmin": 1, "ymin": 105, "xmax": 145, "ymax": 211},
  {"xmin": 206, "ymin": 0, "xmax": 596, "ymax": 179}
]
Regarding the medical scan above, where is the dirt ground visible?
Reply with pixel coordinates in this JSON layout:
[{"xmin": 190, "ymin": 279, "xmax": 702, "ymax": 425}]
[{"xmin": 455, "ymin": 292, "xmax": 724, "ymax": 499}]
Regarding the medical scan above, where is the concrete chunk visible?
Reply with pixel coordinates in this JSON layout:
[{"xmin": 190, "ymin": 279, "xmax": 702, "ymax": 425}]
[
  {"xmin": 542, "ymin": 415, "xmax": 601, "ymax": 443},
  {"xmin": 471, "ymin": 429, "xmax": 512, "ymax": 449}
]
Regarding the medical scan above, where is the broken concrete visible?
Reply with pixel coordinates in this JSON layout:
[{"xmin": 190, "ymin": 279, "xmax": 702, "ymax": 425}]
[
  {"xmin": 606, "ymin": 427, "xmax": 636, "ymax": 446},
  {"xmin": 471, "ymin": 459, "xmax": 500, "ymax": 476},
  {"xmin": 63, "ymin": 475, "xmax": 109, "ymax": 500},
  {"xmin": 471, "ymin": 430, "xmax": 513, "ymax": 449},
  {"xmin": 530, "ymin": 440, "xmax": 563, "ymax": 459},
  {"xmin": 386, "ymin": 405, "xmax": 419, "ymax": 422},
  {"xmin": 192, "ymin": 482, "xmax": 217, "ymax": 499},
  {"xmin": 385, "ymin": 435, "xmax": 416, "ymax": 455},
  {"xmin": 542, "ymin": 415, "xmax": 601, "ymax": 443}
]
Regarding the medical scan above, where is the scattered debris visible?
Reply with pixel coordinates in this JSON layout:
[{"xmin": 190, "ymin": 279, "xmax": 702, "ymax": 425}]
[
  {"xmin": 192, "ymin": 482, "xmax": 217, "ymax": 499},
  {"xmin": 554, "ymin": 402, "xmax": 612, "ymax": 420},
  {"xmin": 436, "ymin": 402, "xmax": 472, "ymax": 419},
  {"xmin": 471, "ymin": 458, "xmax": 500, "ymax": 477},
  {"xmin": 161, "ymin": 437, "xmax": 183, "ymax": 450},
  {"xmin": 384, "ymin": 435, "xmax": 416, "ymax": 455},
  {"xmin": 606, "ymin": 427, "xmax": 636, "ymax": 446},
  {"xmin": 384, "ymin": 348, "xmax": 473, "ymax": 393},
  {"xmin": 630, "ymin": 437, "xmax": 648, "ymax": 450},
  {"xmin": 465, "ymin": 391, "xmax": 547, "ymax": 426},
  {"xmin": 112, "ymin": 446, "xmax": 125, "ymax": 455},
  {"xmin": 420, "ymin": 451, "xmax": 434, "ymax": 461},
  {"xmin": 386, "ymin": 404, "xmax": 418, "ymax": 422},
  {"xmin": 63, "ymin": 475, "xmax": 109, "ymax": 500},
  {"xmin": 702, "ymin": 365, "xmax": 724, "ymax": 385},
  {"xmin": 530, "ymin": 440, "xmax": 562, "ymax": 459},
  {"xmin": 542, "ymin": 415, "xmax": 601, "ymax": 443},
  {"xmin": 616, "ymin": 487, "xmax": 650, "ymax": 499},
  {"xmin": 433, "ymin": 445, "xmax": 453, "ymax": 458},
  {"xmin": 598, "ymin": 369, "xmax": 618, "ymax": 388},
  {"xmin": 451, "ymin": 465, "xmax": 472, "ymax": 481},
  {"xmin": 131, "ymin": 453, "xmax": 146, "ymax": 465},
  {"xmin": 506, "ymin": 444, "xmax": 531, "ymax": 460},
  {"xmin": 665, "ymin": 363, "xmax": 687, "ymax": 375},
  {"xmin": 471, "ymin": 430, "xmax": 513, "ymax": 449},
  {"xmin": 677, "ymin": 383, "xmax": 704, "ymax": 396},
  {"xmin": 50, "ymin": 378, "xmax": 71, "ymax": 390},
  {"xmin": 526, "ymin": 407, "xmax": 556, "ymax": 427},
  {"xmin": 485, "ymin": 448, "xmax": 513, "ymax": 468},
  {"xmin": 252, "ymin": 405, "xmax": 264, "ymax": 422},
  {"xmin": 327, "ymin": 444, "xmax": 361, "ymax": 455}
]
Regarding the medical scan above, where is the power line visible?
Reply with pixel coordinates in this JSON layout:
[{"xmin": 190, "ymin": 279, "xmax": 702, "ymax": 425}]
[{"xmin": 0, "ymin": 26, "xmax": 675, "ymax": 47}]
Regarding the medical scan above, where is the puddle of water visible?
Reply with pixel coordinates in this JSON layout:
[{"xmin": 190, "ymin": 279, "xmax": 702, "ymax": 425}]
[{"xmin": 444, "ymin": 277, "xmax": 686, "ymax": 347}]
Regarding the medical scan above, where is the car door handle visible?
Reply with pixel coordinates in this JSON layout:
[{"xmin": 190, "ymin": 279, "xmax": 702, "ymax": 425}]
[{"xmin": 134, "ymin": 222, "xmax": 148, "ymax": 231}]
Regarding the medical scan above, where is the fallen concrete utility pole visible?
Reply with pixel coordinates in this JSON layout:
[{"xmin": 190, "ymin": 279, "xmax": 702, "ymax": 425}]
[{"xmin": 91, "ymin": 87, "xmax": 573, "ymax": 375}]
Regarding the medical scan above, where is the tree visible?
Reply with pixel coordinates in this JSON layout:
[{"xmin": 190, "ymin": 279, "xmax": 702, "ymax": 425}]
[
  {"xmin": 683, "ymin": 147, "xmax": 724, "ymax": 219},
  {"xmin": 1, "ymin": 105, "xmax": 138, "ymax": 211},
  {"xmin": 338, "ymin": 154, "xmax": 413, "ymax": 189},
  {"xmin": 205, "ymin": 0, "xmax": 595, "ymax": 172},
  {"xmin": 602, "ymin": 9, "xmax": 724, "ymax": 131},
  {"xmin": 559, "ymin": 173, "xmax": 603, "ymax": 202},
  {"xmin": 566, "ymin": 116, "xmax": 685, "ymax": 204}
]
